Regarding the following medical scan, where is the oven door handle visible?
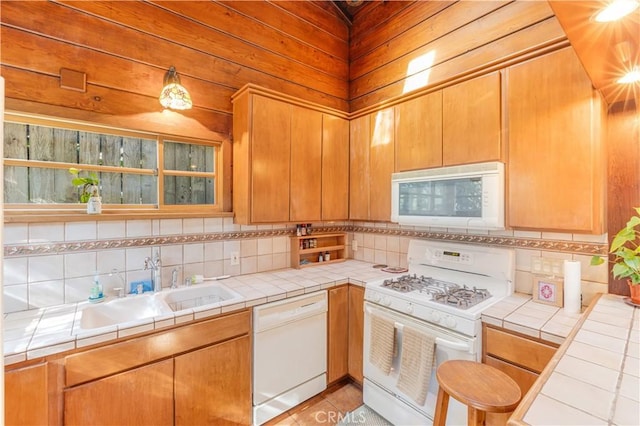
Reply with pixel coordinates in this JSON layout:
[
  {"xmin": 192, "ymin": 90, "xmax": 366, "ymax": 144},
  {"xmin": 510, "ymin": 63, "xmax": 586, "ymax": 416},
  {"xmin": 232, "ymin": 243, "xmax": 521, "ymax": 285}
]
[{"xmin": 435, "ymin": 337, "xmax": 472, "ymax": 352}]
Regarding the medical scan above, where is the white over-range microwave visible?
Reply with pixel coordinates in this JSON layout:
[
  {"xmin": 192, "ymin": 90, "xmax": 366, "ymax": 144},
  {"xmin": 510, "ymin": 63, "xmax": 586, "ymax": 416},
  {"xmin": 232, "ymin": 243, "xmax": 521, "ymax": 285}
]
[{"xmin": 391, "ymin": 161, "xmax": 505, "ymax": 230}]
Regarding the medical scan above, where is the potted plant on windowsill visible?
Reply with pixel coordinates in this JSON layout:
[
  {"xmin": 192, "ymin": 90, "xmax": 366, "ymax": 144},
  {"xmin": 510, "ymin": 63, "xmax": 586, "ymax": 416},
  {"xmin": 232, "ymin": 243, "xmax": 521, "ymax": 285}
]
[
  {"xmin": 591, "ymin": 207, "xmax": 640, "ymax": 305},
  {"xmin": 69, "ymin": 167, "xmax": 101, "ymax": 214}
]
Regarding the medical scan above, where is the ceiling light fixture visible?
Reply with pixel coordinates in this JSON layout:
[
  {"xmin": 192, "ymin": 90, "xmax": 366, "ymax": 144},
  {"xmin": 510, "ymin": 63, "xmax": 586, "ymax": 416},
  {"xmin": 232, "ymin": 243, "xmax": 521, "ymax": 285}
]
[
  {"xmin": 594, "ymin": 0, "xmax": 639, "ymax": 22},
  {"xmin": 618, "ymin": 67, "xmax": 640, "ymax": 83},
  {"xmin": 159, "ymin": 66, "xmax": 192, "ymax": 110}
]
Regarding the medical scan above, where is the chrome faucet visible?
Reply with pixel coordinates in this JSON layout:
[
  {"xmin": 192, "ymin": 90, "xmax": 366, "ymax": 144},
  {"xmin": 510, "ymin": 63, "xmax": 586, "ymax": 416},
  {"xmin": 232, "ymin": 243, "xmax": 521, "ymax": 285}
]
[
  {"xmin": 171, "ymin": 268, "xmax": 179, "ymax": 289},
  {"xmin": 144, "ymin": 249, "xmax": 162, "ymax": 292}
]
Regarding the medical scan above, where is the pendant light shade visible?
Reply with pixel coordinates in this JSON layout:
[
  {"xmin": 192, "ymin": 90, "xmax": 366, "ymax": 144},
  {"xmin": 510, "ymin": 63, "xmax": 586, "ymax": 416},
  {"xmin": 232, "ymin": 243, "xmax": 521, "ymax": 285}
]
[{"xmin": 159, "ymin": 66, "xmax": 192, "ymax": 110}]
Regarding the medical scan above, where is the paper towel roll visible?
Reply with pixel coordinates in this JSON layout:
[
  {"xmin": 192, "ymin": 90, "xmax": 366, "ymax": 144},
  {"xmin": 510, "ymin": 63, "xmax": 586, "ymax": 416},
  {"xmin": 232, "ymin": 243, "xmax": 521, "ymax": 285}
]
[{"xmin": 564, "ymin": 260, "xmax": 582, "ymax": 314}]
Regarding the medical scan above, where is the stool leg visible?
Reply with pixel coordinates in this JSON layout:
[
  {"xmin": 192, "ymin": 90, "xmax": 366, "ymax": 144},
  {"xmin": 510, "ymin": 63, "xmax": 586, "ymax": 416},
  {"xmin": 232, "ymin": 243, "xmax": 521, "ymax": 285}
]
[
  {"xmin": 467, "ymin": 407, "xmax": 486, "ymax": 426},
  {"xmin": 433, "ymin": 387, "xmax": 449, "ymax": 426}
]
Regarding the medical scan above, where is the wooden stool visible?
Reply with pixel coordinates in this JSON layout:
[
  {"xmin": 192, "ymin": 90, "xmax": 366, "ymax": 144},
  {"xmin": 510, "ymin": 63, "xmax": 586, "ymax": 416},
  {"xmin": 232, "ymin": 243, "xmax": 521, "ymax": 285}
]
[{"xmin": 433, "ymin": 360, "xmax": 521, "ymax": 426}]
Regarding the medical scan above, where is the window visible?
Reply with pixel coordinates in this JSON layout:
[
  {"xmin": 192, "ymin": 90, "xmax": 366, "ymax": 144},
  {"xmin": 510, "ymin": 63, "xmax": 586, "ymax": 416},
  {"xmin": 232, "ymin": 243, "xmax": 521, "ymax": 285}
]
[{"xmin": 3, "ymin": 114, "xmax": 222, "ymax": 213}]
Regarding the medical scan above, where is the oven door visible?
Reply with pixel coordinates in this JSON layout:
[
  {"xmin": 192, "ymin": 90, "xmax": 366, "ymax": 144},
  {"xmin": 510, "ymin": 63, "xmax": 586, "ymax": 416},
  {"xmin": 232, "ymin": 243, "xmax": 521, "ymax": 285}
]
[{"xmin": 363, "ymin": 302, "xmax": 475, "ymax": 426}]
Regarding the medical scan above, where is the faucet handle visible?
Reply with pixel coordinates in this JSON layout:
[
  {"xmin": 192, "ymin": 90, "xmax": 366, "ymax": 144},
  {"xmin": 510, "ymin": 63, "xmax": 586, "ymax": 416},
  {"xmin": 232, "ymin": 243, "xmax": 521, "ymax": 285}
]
[{"xmin": 113, "ymin": 287, "xmax": 124, "ymax": 298}]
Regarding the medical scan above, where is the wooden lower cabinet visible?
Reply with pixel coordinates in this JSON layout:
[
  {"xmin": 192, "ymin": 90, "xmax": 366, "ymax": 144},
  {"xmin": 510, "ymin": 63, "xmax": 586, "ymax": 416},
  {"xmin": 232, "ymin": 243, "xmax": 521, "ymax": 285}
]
[
  {"xmin": 327, "ymin": 285, "xmax": 349, "ymax": 383},
  {"xmin": 61, "ymin": 311, "xmax": 252, "ymax": 425},
  {"xmin": 348, "ymin": 285, "xmax": 365, "ymax": 384},
  {"xmin": 5, "ymin": 363, "xmax": 49, "ymax": 426},
  {"xmin": 482, "ymin": 324, "xmax": 558, "ymax": 395},
  {"xmin": 64, "ymin": 360, "xmax": 174, "ymax": 426},
  {"xmin": 175, "ymin": 335, "xmax": 251, "ymax": 425}
]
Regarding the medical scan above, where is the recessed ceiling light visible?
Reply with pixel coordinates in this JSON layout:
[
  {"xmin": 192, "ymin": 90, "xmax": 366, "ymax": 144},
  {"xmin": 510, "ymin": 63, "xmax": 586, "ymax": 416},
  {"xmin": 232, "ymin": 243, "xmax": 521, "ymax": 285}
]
[
  {"xmin": 618, "ymin": 67, "xmax": 640, "ymax": 84},
  {"xmin": 594, "ymin": 0, "xmax": 639, "ymax": 22}
]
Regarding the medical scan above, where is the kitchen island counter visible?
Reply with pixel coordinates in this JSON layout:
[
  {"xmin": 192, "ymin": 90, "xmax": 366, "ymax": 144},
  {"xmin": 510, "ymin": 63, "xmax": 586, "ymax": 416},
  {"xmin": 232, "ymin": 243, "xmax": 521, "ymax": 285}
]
[{"xmin": 498, "ymin": 293, "xmax": 639, "ymax": 425}]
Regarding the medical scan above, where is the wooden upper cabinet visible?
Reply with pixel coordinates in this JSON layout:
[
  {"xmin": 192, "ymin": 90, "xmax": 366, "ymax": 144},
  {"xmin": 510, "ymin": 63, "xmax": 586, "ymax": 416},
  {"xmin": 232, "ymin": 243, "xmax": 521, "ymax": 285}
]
[
  {"xmin": 395, "ymin": 91, "xmax": 443, "ymax": 171},
  {"xmin": 370, "ymin": 107, "xmax": 395, "ymax": 221},
  {"xmin": 251, "ymin": 95, "xmax": 291, "ymax": 223},
  {"xmin": 349, "ymin": 108, "xmax": 395, "ymax": 222},
  {"xmin": 232, "ymin": 85, "xmax": 349, "ymax": 224},
  {"xmin": 507, "ymin": 47, "xmax": 605, "ymax": 233},
  {"xmin": 443, "ymin": 72, "xmax": 502, "ymax": 166},
  {"xmin": 322, "ymin": 114, "xmax": 349, "ymax": 221},
  {"xmin": 349, "ymin": 115, "xmax": 371, "ymax": 221},
  {"xmin": 290, "ymin": 105, "xmax": 322, "ymax": 222}
]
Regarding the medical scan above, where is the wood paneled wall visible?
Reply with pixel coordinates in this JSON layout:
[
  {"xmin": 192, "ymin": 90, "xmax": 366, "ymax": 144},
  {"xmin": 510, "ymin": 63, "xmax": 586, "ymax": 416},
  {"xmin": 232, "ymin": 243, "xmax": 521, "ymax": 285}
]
[
  {"xmin": 0, "ymin": 0, "xmax": 349, "ymax": 141},
  {"xmin": 348, "ymin": 0, "xmax": 565, "ymax": 112}
]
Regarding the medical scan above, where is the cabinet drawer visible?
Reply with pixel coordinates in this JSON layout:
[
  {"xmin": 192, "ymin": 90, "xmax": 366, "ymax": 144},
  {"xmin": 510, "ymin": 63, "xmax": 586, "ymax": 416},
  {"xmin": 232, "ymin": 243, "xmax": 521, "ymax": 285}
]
[
  {"xmin": 485, "ymin": 355, "xmax": 539, "ymax": 395},
  {"xmin": 484, "ymin": 326, "xmax": 556, "ymax": 373},
  {"xmin": 66, "ymin": 310, "xmax": 250, "ymax": 387}
]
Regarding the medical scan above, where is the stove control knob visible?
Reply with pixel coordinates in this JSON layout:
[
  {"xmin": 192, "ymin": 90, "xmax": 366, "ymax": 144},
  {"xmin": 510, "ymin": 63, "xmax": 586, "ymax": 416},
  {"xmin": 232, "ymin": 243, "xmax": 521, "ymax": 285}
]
[
  {"xmin": 372, "ymin": 293, "xmax": 381, "ymax": 303},
  {"xmin": 431, "ymin": 311, "xmax": 441, "ymax": 323},
  {"xmin": 383, "ymin": 297, "xmax": 392, "ymax": 306},
  {"xmin": 405, "ymin": 303, "xmax": 414, "ymax": 314},
  {"xmin": 445, "ymin": 316, "xmax": 457, "ymax": 328}
]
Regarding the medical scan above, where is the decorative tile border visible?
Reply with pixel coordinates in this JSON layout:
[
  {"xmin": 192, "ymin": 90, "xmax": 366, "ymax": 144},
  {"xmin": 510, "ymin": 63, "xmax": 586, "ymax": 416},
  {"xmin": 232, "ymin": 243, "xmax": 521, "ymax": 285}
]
[{"xmin": 4, "ymin": 225, "xmax": 607, "ymax": 257}]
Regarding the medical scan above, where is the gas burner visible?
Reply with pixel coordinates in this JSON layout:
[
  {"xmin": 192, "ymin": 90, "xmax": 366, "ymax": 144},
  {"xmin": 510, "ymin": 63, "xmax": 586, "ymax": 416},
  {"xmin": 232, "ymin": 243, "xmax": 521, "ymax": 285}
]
[{"xmin": 432, "ymin": 286, "xmax": 491, "ymax": 310}]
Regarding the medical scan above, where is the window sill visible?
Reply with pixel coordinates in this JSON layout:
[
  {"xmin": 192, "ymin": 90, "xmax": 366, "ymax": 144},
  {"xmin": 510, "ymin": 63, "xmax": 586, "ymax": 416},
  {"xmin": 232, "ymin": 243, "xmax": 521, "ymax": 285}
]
[{"xmin": 4, "ymin": 209, "xmax": 234, "ymax": 223}]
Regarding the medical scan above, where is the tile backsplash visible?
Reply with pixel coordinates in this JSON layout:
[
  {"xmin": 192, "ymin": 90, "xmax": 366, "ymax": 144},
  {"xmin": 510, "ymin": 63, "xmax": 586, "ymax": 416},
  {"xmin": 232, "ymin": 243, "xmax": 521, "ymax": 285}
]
[{"xmin": 3, "ymin": 218, "xmax": 609, "ymax": 314}]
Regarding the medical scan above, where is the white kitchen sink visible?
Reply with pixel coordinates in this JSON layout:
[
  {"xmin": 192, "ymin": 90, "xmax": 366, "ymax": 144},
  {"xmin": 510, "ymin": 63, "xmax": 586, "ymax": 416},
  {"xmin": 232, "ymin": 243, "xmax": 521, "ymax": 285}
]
[
  {"xmin": 78, "ymin": 282, "xmax": 244, "ymax": 330},
  {"xmin": 79, "ymin": 294, "xmax": 173, "ymax": 330},
  {"xmin": 159, "ymin": 282, "xmax": 244, "ymax": 312}
]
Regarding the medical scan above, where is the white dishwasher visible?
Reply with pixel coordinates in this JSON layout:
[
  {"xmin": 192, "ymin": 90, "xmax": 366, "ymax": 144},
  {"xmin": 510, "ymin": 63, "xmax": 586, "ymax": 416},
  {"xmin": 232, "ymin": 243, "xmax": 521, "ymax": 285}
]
[{"xmin": 253, "ymin": 290, "xmax": 327, "ymax": 425}]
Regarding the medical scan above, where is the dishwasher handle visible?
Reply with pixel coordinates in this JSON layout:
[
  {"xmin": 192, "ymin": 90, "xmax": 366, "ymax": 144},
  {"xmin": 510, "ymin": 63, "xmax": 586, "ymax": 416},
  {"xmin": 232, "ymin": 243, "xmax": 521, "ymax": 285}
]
[{"xmin": 254, "ymin": 291, "xmax": 328, "ymax": 333}]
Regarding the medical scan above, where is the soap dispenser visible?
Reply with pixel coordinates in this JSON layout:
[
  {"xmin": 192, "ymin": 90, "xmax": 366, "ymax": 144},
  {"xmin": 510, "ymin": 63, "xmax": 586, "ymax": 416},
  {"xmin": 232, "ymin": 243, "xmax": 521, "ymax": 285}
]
[{"xmin": 90, "ymin": 271, "xmax": 103, "ymax": 300}]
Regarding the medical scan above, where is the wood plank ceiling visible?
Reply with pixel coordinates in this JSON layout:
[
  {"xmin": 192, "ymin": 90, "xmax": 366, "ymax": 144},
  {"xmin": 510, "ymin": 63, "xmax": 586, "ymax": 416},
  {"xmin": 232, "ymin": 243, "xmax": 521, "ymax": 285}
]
[{"xmin": 549, "ymin": 0, "xmax": 639, "ymax": 107}]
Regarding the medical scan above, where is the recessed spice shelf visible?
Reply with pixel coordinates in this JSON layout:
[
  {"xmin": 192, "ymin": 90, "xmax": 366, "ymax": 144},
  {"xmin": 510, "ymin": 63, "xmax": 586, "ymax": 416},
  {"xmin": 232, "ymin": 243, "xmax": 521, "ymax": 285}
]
[{"xmin": 290, "ymin": 232, "xmax": 346, "ymax": 269}]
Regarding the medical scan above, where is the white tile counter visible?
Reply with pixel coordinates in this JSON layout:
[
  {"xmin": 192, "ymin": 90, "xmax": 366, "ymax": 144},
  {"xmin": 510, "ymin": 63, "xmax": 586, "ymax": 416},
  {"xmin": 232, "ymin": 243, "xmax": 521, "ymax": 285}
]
[
  {"xmin": 503, "ymin": 293, "xmax": 640, "ymax": 426},
  {"xmin": 3, "ymin": 260, "xmax": 393, "ymax": 366},
  {"xmin": 482, "ymin": 293, "xmax": 583, "ymax": 345}
]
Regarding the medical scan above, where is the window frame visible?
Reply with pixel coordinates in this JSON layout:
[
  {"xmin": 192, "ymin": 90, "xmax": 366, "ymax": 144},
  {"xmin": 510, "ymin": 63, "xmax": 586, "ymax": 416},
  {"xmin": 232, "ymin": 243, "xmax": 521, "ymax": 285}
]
[{"xmin": 3, "ymin": 112, "xmax": 226, "ymax": 220}]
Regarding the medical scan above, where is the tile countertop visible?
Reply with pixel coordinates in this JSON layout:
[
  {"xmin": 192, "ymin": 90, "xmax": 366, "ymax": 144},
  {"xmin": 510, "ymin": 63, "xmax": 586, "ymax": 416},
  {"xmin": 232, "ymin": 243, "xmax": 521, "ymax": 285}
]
[
  {"xmin": 3, "ymin": 260, "xmax": 394, "ymax": 366},
  {"xmin": 482, "ymin": 293, "xmax": 584, "ymax": 345},
  {"xmin": 502, "ymin": 293, "xmax": 640, "ymax": 426}
]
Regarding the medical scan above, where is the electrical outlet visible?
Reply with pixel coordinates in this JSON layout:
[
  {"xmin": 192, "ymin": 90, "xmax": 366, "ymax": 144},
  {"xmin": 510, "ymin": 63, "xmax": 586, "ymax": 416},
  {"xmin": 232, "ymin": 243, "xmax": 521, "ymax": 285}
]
[
  {"xmin": 230, "ymin": 251, "xmax": 240, "ymax": 266},
  {"xmin": 353, "ymin": 240, "xmax": 358, "ymax": 252}
]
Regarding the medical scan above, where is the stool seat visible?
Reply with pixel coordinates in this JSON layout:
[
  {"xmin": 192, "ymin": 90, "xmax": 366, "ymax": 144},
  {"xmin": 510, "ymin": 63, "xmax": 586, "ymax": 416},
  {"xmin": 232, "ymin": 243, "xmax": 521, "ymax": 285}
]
[{"xmin": 433, "ymin": 360, "xmax": 521, "ymax": 426}]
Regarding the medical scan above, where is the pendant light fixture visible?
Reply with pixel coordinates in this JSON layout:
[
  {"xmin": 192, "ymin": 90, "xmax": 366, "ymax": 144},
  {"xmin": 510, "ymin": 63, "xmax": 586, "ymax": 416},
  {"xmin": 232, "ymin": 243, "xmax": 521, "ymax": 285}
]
[{"xmin": 159, "ymin": 66, "xmax": 192, "ymax": 110}]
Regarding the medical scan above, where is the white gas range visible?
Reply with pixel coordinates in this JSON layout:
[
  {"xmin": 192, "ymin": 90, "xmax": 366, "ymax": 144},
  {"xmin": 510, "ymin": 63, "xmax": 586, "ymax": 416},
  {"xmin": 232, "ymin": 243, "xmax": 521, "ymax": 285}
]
[{"xmin": 363, "ymin": 239, "xmax": 514, "ymax": 425}]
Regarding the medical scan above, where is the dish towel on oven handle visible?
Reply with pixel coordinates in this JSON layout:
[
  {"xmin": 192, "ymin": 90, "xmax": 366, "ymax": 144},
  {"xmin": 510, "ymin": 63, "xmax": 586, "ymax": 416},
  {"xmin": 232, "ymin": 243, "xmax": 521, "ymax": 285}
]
[
  {"xmin": 396, "ymin": 325, "xmax": 436, "ymax": 406},
  {"xmin": 369, "ymin": 313, "xmax": 396, "ymax": 375}
]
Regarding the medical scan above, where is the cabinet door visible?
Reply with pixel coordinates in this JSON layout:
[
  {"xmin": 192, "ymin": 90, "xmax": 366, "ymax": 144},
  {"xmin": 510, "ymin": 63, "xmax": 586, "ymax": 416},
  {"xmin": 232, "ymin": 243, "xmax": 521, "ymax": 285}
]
[
  {"xmin": 507, "ymin": 47, "xmax": 605, "ymax": 233},
  {"xmin": 175, "ymin": 335, "xmax": 251, "ymax": 426},
  {"xmin": 6, "ymin": 363, "xmax": 48, "ymax": 426},
  {"xmin": 322, "ymin": 114, "xmax": 349, "ymax": 220},
  {"xmin": 328, "ymin": 285, "xmax": 349, "ymax": 383},
  {"xmin": 369, "ymin": 107, "xmax": 395, "ymax": 221},
  {"xmin": 64, "ymin": 359, "xmax": 173, "ymax": 425},
  {"xmin": 349, "ymin": 115, "xmax": 370, "ymax": 220},
  {"xmin": 290, "ymin": 105, "xmax": 322, "ymax": 222},
  {"xmin": 348, "ymin": 285, "xmax": 365, "ymax": 384},
  {"xmin": 443, "ymin": 72, "xmax": 501, "ymax": 166},
  {"xmin": 251, "ymin": 95, "xmax": 291, "ymax": 223},
  {"xmin": 395, "ymin": 91, "xmax": 443, "ymax": 171}
]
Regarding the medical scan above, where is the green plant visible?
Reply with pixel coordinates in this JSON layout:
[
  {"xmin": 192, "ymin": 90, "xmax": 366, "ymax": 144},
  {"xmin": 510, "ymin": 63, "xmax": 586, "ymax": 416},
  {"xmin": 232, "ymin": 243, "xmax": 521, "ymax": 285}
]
[
  {"xmin": 591, "ymin": 207, "xmax": 640, "ymax": 284},
  {"xmin": 69, "ymin": 168, "xmax": 99, "ymax": 203}
]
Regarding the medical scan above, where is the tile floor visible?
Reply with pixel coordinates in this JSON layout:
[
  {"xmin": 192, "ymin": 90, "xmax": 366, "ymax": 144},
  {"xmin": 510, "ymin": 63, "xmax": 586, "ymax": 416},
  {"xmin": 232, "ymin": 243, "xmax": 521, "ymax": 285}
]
[{"xmin": 265, "ymin": 381, "xmax": 363, "ymax": 426}]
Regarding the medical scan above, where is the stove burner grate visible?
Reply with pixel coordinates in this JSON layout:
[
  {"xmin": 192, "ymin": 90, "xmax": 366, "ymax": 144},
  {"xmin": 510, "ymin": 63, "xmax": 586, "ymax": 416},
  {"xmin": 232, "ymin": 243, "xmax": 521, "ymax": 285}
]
[{"xmin": 380, "ymin": 274, "xmax": 492, "ymax": 309}]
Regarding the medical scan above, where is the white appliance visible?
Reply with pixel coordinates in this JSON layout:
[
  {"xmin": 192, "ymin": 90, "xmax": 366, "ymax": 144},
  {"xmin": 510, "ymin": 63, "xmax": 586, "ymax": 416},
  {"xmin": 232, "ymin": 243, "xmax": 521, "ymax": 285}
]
[
  {"xmin": 363, "ymin": 239, "xmax": 514, "ymax": 425},
  {"xmin": 252, "ymin": 291, "xmax": 327, "ymax": 425},
  {"xmin": 391, "ymin": 161, "xmax": 505, "ymax": 230}
]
